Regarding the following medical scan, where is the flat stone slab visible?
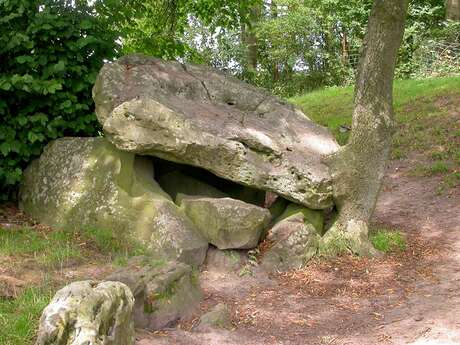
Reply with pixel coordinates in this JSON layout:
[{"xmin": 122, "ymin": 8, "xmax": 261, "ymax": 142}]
[
  {"xmin": 93, "ymin": 54, "xmax": 339, "ymax": 209},
  {"xmin": 178, "ymin": 195, "xmax": 272, "ymax": 250}
]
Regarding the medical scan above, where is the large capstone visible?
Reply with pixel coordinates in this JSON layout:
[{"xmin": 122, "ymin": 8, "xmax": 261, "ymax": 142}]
[
  {"xmin": 35, "ymin": 281, "xmax": 135, "ymax": 345},
  {"xmin": 19, "ymin": 137, "xmax": 208, "ymax": 266},
  {"xmin": 177, "ymin": 195, "xmax": 272, "ymax": 250},
  {"xmin": 107, "ymin": 257, "xmax": 202, "ymax": 330},
  {"xmin": 93, "ymin": 54, "xmax": 339, "ymax": 209}
]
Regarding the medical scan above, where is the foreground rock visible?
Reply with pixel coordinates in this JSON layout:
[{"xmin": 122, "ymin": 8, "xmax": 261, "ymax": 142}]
[
  {"xmin": 178, "ymin": 195, "xmax": 271, "ymax": 249},
  {"xmin": 107, "ymin": 257, "xmax": 202, "ymax": 330},
  {"xmin": 195, "ymin": 303, "xmax": 232, "ymax": 331},
  {"xmin": 20, "ymin": 137, "xmax": 208, "ymax": 266},
  {"xmin": 93, "ymin": 54, "xmax": 339, "ymax": 209},
  {"xmin": 261, "ymin": 214, "xmax": 321, "ymax": 271},
  {"xmin": 36, "ymin": 281, "xmax": 134, "ymax": 345}
]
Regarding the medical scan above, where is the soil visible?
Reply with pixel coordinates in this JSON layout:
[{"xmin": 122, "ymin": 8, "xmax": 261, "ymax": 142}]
[{"xmin": 136, "ymin": 156, "xmax": 460, "ymax": 345}]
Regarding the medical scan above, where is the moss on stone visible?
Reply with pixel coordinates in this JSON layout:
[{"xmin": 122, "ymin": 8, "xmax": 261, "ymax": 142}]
[{"xmin": 276, "ymin": 203, "xmax": 324, "ymax": 234}]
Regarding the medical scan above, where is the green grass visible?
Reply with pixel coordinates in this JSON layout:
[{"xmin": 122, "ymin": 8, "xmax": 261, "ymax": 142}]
[
  {"xmin": 291, "ymin": 76, "xmax": 460, "ymax": 191},
  {"xmin": 81, "ymin": 227, "xmax": 148, "ymax": 259},
  {"xmin": 0, "ymin": 226, "xmax": 149, "ymax": 269},
  {"xmin": 0, "ymin": 225, "xmax": 149, "ymax": 344},
  {"xmin": 0, "ymin": 287, "xmax": 53, "ymax": 345},
  {"xmin": 370, "ymin": 230, "xmax": 406, "ymax": 253},
  {"xmin": 291, "ymin": 76, "xmax": 460, "ymax": 144},
  {"xmin": 0, "ymin": 228, "xmax": 82, "ymax": 268}
]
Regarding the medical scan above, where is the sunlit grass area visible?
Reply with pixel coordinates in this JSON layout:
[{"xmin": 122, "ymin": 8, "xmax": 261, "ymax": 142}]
[{"xmin": 291, "ymin": 76, "xmax": 460, "ymax": 191}]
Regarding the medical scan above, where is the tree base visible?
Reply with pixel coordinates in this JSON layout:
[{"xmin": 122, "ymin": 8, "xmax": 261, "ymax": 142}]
[{"xmin": 319, "ymin": 219, "xmax": 379, "ymax": 257}]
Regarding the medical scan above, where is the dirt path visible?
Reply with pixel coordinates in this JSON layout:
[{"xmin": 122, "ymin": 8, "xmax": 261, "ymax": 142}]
[{"xmin": 136, "ymin": 157, "xmax": 460, "ymax": 345}]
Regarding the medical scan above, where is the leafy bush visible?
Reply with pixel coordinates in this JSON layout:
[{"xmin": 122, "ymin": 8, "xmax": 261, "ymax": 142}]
[{"xmin": 0, "ymin": 0, "xmax": 119, "ymax": 200}]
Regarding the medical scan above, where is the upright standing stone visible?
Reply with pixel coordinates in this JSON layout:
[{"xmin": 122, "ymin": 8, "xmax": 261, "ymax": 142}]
[{"xmin": 19, "ymin": 137, "xmax": 208, "ymax": 266}]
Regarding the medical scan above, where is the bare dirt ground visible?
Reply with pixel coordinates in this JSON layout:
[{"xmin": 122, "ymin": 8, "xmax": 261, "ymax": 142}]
[{"xmin": 137, "ymin": 157, "xmax": 460, "ymax": 345}]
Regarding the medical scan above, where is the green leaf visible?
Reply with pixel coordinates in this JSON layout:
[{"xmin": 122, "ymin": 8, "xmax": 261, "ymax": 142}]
[
  {"xmin": 53, "ymin": 60, "xmax": 66, "ymax": 73},
  {"xmin": 80, "ymin": 19, "xmax": 93, "ymax": 29},
  {"xmin": 27, "ymin": 132, "xmax": 39, "ymax": 143},
  {"xmin": 0, "ymin": 82, "xmax": 12, "ymax": 91},
  {"xmin": 0, "ymin": 142, "xmax": 11, "ymax": 156},
  {"xmin": 16, "ymin": 55, "xmax": 33, "ymax": 64}
]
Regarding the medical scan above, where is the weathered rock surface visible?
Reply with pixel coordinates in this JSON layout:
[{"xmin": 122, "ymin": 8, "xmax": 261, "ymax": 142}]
[
  {"xmin": 178, "ymin": 195, "xmax": 272, "ymax": 249},
  {"xmin": 19, "ymin": 137, "xmax": 208, "ymax": 266},
  {"xmin": 205, "ymin": 247, "xmax": 248, "ymax": 272},
  {"xmin": 195, "ymin": 303, "xmax": 232, "ymax": 331},
  {"xmin": 276, "ymin": 203, "xmax": 325, "ymax": 234},
  {"xmin": 36, "ymin": 281, "xmax": 135, "ymax": 345},
  {"xmin": 107, "ymin": 257, "xmax": 202, "ymax": 330},
  {"xmin": 261, "ymin": 214, "xmax": 320, "ymax": 271},
  {"xmin": 93, "ymin": 54, "xmax": 339, "ymax": 209}
]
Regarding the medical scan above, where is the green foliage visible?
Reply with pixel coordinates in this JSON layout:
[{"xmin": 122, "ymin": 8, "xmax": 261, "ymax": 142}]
[
  {"xmin": 0, "ymin": 286, "xmax": 53, "ymax": 345},
  {"xmin": 370, "ymin": 230, "xmax": 406, "ymax": 253},
  {"xmin": 120, "ymin": 0, "xmax": 261, "ymax": 59},
  {"xmin": 0, "ymin": 0, "xmax": 119, "ymax": 200}
]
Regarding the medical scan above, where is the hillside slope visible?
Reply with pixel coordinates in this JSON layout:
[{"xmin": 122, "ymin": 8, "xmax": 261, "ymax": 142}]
[{"xmin": 291, "ymin": 76, "xmax": 460, "ymax": 193}]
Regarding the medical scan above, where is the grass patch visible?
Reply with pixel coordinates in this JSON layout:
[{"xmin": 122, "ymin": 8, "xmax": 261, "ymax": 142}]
[
  {"xmin": 436, "ymin": 171, "xmax": 460, "ymax": 194},
  {"xmin": 370, "ymin": 230, "xmax": 406, "ymax": 253},
  {"xmin": 291, "ymin": 76, "xmax": 460, "ymax": 186},
  {"xmin": 79, "ymin": 227, "xmax": 149, "ymax": 261},
  {"xmin": 0, "ymin": 286, "xmax": 53, "ymax": 345},
  {"xmin": 410, "ymin": 161, "xmax": 451, "ymax": 177},
  {"xmin": 0, "ymin": 225, "xmax": 149, "ymax": 270},
  {"xmin": 0, "ymin": 228, "xmax": 82, "ymax": 268}
]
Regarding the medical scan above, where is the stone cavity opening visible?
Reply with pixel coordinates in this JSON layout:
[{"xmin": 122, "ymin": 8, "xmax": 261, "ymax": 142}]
[{"xmin": 148, "ymin": 156, "xmax": 268, "ymax": 207}]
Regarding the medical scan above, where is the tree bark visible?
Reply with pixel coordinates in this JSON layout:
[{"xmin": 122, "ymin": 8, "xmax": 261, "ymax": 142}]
[
  {"xmin": 446, "ymin": 0, "xmax": 460, "ymax": 20},
  {"xmin": 241, "ymin": 3, "xmax": 262, "ymax": 74},
  {"xmin": 321, "ymin": 0, "xmax": 409, "ymax": 255}
]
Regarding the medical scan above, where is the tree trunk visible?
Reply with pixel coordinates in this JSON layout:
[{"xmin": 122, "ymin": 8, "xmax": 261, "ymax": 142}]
[
  {"xmin": 241, "ymin": 4, "xmax": 262, "ymax": 74},
  {"xmin": 321, "ymin": 0, "xmax": 409, "ymax": 256},
  {"xmin": 446, "ymin": 0, "xmax": 460, "ymax": 20}
]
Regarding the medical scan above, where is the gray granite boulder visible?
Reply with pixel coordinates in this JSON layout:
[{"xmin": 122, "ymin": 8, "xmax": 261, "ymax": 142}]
[
  {"xmin": 107, "ymin": 257, "xmax": 202, "ymax": 330},
  {"xmin": 178, "ymin": 195, "xmax": 271, "ymax": 249},
  {"xmin": 36, "ymin": 281, "xmax": 135, "ymax": 345},
  {"xmin": 93, "ymin": 54, "xmax": 339, "ymax": 209},
  {"xmin": 19, "ymin": 137, "xmax": 208, "ymax": 266}
]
